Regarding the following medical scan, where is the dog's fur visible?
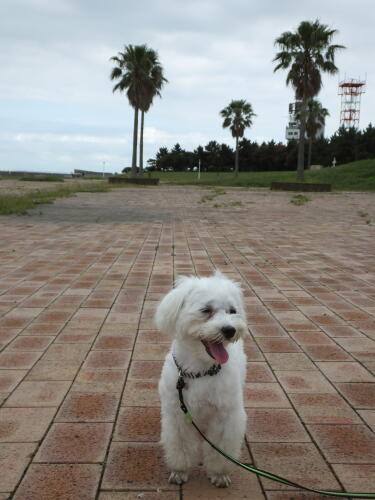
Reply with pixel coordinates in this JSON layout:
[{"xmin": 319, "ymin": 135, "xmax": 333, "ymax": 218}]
[{"xmin": 156, "ymin": 271, "xmax": 248, "ymax": 487}]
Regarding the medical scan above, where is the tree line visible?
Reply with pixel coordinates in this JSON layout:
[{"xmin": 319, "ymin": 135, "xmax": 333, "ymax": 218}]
[
  {"xmin": 148, "ymin": 124, "xmax": 375, "ymax": 172},
  {"xmin": 110, "ymin": 19, "xmax": 354, "ymax": 180}
]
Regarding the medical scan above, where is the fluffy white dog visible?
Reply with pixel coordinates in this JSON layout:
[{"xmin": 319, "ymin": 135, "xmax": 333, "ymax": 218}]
[{"xmin": 156, "ymin": 271, "xmax": 248, "ymax": 488}]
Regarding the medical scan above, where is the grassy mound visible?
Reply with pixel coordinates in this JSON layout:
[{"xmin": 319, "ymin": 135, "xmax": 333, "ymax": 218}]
[{"xmin": 152, "ymin": 159, "xmax": 375, "ymax": 191}]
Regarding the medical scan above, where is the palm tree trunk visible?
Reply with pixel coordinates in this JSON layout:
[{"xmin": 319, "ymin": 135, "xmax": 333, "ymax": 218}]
[
  {"xmin": 234, "ymin": 136, "xmax": 239, "ymax": 177},
  {"xmin": 297, "ymin": 98, "xmax": 307, "ymax": 181},
  {"xmin": 131, "ymin": 107, "xmax": 139, "ymax": 178},
  {"xmin": 308, "ymin": 137, "xmax": 312, "ymax": 168},
  {"xmin": 139, "ymin": 110, "xmax": 144, "ymax": 177}
]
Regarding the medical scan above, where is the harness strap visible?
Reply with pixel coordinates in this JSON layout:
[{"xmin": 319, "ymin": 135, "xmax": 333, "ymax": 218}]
[{"xmin": 176, "ymin": 377, "xmax": 375, "ymax": 498}]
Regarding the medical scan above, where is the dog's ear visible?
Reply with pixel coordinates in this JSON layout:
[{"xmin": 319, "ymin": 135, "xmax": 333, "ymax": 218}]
[{"xmin": 155, "ymin": 276, "xmax": 192, "ymax": 336}]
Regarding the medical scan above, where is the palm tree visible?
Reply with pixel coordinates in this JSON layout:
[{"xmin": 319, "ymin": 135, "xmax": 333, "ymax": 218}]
[
  {"xmin": 297, "ymin": 99, "xmax": 329, "ymax": 168},
  {"xmin": 273, "ymin": 20, "xmax": 344, "ymax": 181},
  {"xmin": 220, "ymin": 100, "xmax": 256, "ymax": 177},
  {"xmin": 110, "ymin": 44, "xmax": 167, "ymax": 178},
  {"xmin": 138, "ymin": 48, "xmax": 167, "ymax": 176}
]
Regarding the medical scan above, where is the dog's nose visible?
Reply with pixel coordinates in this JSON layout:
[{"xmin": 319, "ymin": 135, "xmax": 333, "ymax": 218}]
[{"xmin": 221, "ymin": 325, "xmax": 236, "ymax": 339}]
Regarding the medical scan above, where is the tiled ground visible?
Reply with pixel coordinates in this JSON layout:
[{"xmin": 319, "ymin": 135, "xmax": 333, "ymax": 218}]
[{"xmin": 0, "ymin": 185, "xmax": 375, "ymax": 500}]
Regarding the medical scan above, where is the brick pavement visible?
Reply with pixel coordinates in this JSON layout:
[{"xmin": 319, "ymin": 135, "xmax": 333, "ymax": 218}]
[{"xmin": 0, "ymin": 185, "xmax": 374, "ymax": 499}]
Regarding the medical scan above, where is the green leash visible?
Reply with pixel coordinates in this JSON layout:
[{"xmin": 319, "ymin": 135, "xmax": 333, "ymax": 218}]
[{"xmin": 177, "ymin": 375, "xmax": 375, "ymax": 498}]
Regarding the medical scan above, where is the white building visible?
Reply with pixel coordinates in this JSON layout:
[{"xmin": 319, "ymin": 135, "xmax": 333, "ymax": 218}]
[{"xmin": 285, "ymin": 101, "xmax": 325, "ymax": 141}]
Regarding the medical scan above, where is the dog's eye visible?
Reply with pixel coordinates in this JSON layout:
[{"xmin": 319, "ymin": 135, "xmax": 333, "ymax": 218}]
[
  {"xmin": 201, "ymin": 306, "xmax": 212, "ymax": 315},
  {"xmin": 229, "ymin": 307, "xmax": 237, "ymax": 314}
]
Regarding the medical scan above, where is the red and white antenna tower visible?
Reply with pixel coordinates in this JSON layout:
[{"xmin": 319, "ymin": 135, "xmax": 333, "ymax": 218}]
[{"xmin": 338, "ymin": 78, "xmax": 366, "ymax": 129}]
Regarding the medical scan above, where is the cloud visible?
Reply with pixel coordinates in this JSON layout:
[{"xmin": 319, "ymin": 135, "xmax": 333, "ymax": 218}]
[
  {"xmin": 1, "ymin": 0, "xmax": 374, "ymax": 173},
  {"xmin": 10, "ymin": 133, "xmax": 127, "ymax": 145}
]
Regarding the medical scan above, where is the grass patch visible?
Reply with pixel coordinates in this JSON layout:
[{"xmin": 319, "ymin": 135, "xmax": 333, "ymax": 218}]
[
  {"xmin": 290, "ymin": 194, "xmax": 310, "ymax": 206},
  {"xmin": 19, "ymin": 175, "xmax": 65, "ymax": 182},
  {"xmin": 357, "ymin": 210, "xmax": 372, "ymax": 225},
  {"xmin": 148, "ymin": 159, "xmax": 375, "ymax": 191},
  {"xmin": 228, "ymin": 201, "xmax": 244, "ymax": 206},
  {"xmin": 199, "ymin": 187, "xmax": 226, "ymax": 203},
  {"xmin": 0, "ymin": 182, "xmax": 110, "ymax": 215}
]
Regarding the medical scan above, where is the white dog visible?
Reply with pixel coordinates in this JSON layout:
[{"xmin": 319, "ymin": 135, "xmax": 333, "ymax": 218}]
[{"xmin": 156, "ymin": 271, "xmax": 248, "ymax": 488}]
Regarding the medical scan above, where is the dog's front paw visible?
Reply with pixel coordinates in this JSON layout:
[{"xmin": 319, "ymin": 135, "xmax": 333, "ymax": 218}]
[
  {"xmin": 209, "ymin": 473, "xmax": 231, "ymax": 488},
  {"xmin": 169, "ymin": 471, "xmax": 188, "ymax": 485}
]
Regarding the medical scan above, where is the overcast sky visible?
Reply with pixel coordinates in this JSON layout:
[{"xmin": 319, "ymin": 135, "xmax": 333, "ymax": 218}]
[{"xmin": 1, "ymin": 0, "xmax": 373, "ymax": 173}]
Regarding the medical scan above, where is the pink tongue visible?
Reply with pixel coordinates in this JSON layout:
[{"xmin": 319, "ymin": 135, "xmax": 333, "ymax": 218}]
[{"xmin": 208, "ymin": 342, "xmax": 229, "ymax": 364}]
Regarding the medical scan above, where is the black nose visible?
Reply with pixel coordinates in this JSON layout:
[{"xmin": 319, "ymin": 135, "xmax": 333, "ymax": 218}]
[{"xmin": 221, "ymin": 325, "xmax": 236, "ymax": 339}]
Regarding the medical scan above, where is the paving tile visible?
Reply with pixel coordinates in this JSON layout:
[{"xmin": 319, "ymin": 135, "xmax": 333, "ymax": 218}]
[
  {"xmin": 55, "ymin": 328, "xmax": 98, "ymax": 343},
  {"xmin": 264, "ymin": 353, "xmax": 316, "ymax": 371},
  {"xmin": 0, "ymin": 442, "xmax": 35, "ymax": 492},
  {"xmin": 317, "ymin": 362, "xmax": 375, "ymax": 382},
  {"xmin": 0, "ymin": 393, "xmax": 9, "ymax": 405},
  {"xmin": 35, "ymin": 422, "xmax": 112, "ymax": 463},
  {"xmin": 0, "ymin": 351, "xmax": 42, "ymax": 369},
  {"xmin": 246, "ymin": 408, "xmax": 310, "ymax": 442},
  {"xmin": 255, "ymin": 338, "xmax": 301, "ymax": 353},
  {"xmin": 251, "ymin": 443, "xmax": 340, "ymax": 491},
  {"xmin": 272, "ymin": 311, "xmax": 318, "ymax": 331},
  {"xmin": 301, "ymin": 344, "xmax": 352, "ymax": 361},
  {"xmin": 42, "ymin": 343, "xmax": 90, "ymax": 362},
  {"xmin": 0, "ymin": 370, "xmax": 27, "ymax": 392},
  {"xmin": 72, "ymin": 369, "xmax": 126, "ymax": 393},
  {"xmin": 308, "ymin": 424, "xmax": 375, "ymax": 463},
  {"xmin": 113, "ymin": 406, "xmax": 160, "ymax": 441},
  {"xmin": 23, "ymin": 323, "xmax": 64, "ymax": 336},
  {"xmin": 0, "ymin": 328, "xmax": 20, "ymax": 346},
  {"xmin": 332, "ymin": 464, "xmax": 375, "ymax": 493},
  {"xmin": 4, "ymin": 381, "xmax": 70, "ymax": 407},
  {"xmin": 102, "ymin": 442, "xmax": 177, "ymax": 490},
  {"xmin": 133, "ymin": 343, "xmax": 169, "ymax": 360},
  {"xmin": 321, "ymin": 325, "xmax": 361, "ymax": 337},
  {"xmin": 122, "ymin": 380, "xmax": 160, "ymax": 406},
  {"xmin": 290, "ymin": 331, "xmax": 334, "ymax": 345},
  {"xmin": 137, "ymin": 329, "xmax": 171, "ymax": 343},
  {"xmin": 250, "ymin": 325, "xmax": 287, "ymax": 337},
  {"xmin": 26, "ymin": 358, "xmax": 81, "ymax": 381},
  {"xmin": 336, "ymin": 382, "xmax": 375, "ymax": 408},
  {"xmin": 13, "ymin": 464, "xmax": 101, "ymax": 500},
  {"xmin": 334, "ymin": 337, "xmax": 375, "ymax": 353},
  {"xmin": 99, "ymin": 493, "xmax": 179, "ymax": 500},
  {"xmin": 246, "ymin": 362, "xmax": 276, "ymax": 383},
  {"xmin": 183, "ymin": 464, "xmax": 264, "ymax": 499},
  {"xmin": 128, "ymin": 360, "xmax": 163, "ymax": 380},
  {"xmin": 33, "ymin": 309, "xmax": 73, "ymax": 324},
  {"xmin": 244, "ymin": 340, "xmax": 265, "ymax": 360},
  {"xmin": 244, "ymin": 383, "xmax": 291, "ymax": 408},
  {"xmin": 358, "ymin": 410, "xmax": 375, "ymax": 431},
  {"xmin": 56, "ymin": 392, "xmax": 120, "ymax": 422},
  {"xmin": 0, "ymin": 407, "xmax": 56, "ymax": 442},
  {"xmin": 266, "ymin": 492, "xmax": 340, "ymax": 499},
  {"xmin": 275, "ymin": 371, "xmax": 335, "ymax": 394},
  {"xmin": 290, "ymin": 393, "xmax": 361, "ymax": 424},
  {"xmin": 8, "ymin": 336, "xmax": 54, "ymax": 351},
  {"xmin": 93, "ymin": 335, "xmax": 133, "ymax": 350},
  {"xmin": 83, "ymin": 350, "xmax": 131, "ymax": 369}
]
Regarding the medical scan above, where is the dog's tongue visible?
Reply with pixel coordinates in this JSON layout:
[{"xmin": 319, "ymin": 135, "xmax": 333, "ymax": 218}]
[{"xmin": 206, "ymin": 341, "xmax": 229, "ymax": 364}]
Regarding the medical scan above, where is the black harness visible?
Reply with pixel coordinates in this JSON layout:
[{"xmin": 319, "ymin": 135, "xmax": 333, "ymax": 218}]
[{"xmin": 172, "ymin": 354, "xmax": 222, "ymax": 414}]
